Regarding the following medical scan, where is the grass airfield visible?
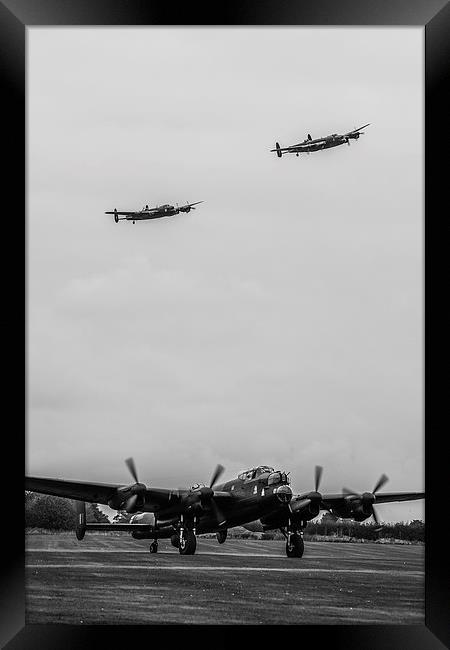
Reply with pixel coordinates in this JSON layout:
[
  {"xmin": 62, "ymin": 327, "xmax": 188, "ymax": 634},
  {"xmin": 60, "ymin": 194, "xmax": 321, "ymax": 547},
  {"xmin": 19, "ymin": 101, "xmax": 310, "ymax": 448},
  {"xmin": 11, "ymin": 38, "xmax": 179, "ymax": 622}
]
[{"xmin": 25, "ymin": 533, "xmax": 424, "ymax": 625}]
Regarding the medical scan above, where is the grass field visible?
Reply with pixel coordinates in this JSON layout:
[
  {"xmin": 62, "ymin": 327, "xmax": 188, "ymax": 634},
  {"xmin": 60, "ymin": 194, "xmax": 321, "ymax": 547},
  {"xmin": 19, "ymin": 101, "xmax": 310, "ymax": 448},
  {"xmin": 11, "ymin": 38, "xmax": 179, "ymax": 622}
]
[{"xmin": 25, "ymin": 533, "xmax": 424, "ymax": 625}]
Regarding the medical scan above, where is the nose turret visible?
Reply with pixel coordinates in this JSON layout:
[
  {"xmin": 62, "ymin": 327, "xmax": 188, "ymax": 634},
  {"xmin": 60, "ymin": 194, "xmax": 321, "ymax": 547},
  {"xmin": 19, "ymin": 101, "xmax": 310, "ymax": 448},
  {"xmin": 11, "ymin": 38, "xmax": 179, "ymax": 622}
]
[{"xmin": 274, "ymin": 485, "xmax": 292, "ymax": 503}]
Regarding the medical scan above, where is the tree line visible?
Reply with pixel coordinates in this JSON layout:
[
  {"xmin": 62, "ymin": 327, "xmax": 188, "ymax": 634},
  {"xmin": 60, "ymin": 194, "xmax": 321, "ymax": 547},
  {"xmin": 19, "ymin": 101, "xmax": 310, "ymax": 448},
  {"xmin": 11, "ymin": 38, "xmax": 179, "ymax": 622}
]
[{"xmin": 25, "ymin": 492, "xmax": 109, "ymax": 530}]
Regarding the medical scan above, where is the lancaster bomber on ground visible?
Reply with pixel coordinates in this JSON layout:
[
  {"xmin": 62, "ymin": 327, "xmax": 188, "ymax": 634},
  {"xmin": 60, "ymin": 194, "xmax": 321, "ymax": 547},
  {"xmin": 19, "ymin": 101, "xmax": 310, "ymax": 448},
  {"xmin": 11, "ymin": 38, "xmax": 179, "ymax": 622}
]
[
  {"xmin": 105, "ymin": 201, "xmax": 204, "ymax": 224},
  {"xmin": 271, "ymin": 123, "xmax": 370, "ymax": 158},
  {"xmin": 25, "ymin": 459, "xmax": 424, "ymax": 558}
]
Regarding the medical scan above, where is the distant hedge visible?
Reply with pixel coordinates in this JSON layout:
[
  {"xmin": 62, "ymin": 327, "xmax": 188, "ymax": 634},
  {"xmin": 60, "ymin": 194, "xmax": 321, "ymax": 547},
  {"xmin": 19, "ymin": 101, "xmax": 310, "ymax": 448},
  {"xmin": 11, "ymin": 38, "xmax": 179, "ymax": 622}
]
[
  {"xmin": 224, "ymin": 520, "xmax": 425, "ymax": 542},
  {"xmin": 25, "ymin": 493, "xmax": 76, "ymax": 530},
  {"xmin": 305, "ymin": 519, "xmax": 424, "ymax": 542}
]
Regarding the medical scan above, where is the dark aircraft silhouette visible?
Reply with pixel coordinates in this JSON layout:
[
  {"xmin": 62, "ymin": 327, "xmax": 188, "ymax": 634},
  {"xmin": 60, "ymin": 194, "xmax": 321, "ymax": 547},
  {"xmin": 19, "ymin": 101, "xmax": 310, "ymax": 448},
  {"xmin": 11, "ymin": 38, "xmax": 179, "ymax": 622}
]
[
  {"xmin": 271, "ymin": 123, "xmax": 370, "ymax": 158},
  {"xmin": 105, "ymin": 201, "xmax": 204, "ymax": 224},
  {"xmin": 25, "ymin": 459, "xmax": 424, "ymax": 558}
]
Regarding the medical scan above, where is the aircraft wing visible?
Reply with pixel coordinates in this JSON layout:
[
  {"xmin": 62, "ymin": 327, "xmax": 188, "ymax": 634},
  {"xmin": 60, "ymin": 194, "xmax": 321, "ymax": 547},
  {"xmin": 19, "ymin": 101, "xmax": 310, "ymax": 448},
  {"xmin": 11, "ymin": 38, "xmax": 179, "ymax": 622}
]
[
  {"xmin": 293, "ymin": 137, "xmax": 326, "ymax": 147},
  {"xmin": 25, "ymin": 475, "xmax": 233, "ymax": 510},
  {"xmin": 344, "ymin": 123, "xmax": 371, "ymax": 136},
  {"xmin": 320, "ymin": 491, "xmax": 425, "ymax": 510},
  {"xmin": 25, "ymin": 475, "xmax": 187, "ymax": 508},
  {"xmin": 25, "ymin": 476, "xmax": 121, "ymax": 504},
  {"xmin": 104, "ymin": 211, "xmax": 138, "ymax": 216},
  {"xmin": 271, "ymin": 138, "xmax": 326, "ymax": 152}
]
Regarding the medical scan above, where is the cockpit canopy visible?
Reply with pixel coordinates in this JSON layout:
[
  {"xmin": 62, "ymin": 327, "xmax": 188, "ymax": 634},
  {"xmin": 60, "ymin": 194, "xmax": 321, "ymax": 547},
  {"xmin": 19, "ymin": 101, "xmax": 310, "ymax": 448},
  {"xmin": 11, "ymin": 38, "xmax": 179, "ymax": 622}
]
[{"xmin": 238, "ymin": 466, "xmax": 275, "ymax": 481}]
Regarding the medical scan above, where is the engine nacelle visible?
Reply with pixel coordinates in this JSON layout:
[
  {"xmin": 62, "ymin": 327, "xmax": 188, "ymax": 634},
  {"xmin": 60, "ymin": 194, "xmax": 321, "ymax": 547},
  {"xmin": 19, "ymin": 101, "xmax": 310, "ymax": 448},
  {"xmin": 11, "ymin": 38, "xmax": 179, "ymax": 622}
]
[{"xmin": 348, "ymin": 503, "xmax": 372, "ymax": 522}]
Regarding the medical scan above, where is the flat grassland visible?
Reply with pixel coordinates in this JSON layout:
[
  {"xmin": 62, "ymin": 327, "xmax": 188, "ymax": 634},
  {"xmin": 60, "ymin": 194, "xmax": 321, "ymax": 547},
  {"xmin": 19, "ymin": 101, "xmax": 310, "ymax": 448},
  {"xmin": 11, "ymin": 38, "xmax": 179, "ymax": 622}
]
[{"xmin": 25, "ymin": 533, "xmax": 424, "ymax": 625}]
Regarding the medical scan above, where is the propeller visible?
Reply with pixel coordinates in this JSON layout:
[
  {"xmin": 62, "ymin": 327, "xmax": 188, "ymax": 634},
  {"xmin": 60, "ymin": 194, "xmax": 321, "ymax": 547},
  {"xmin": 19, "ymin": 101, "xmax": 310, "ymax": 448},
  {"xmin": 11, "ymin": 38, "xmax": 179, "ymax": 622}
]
[
  {"xmin": 188, "ymin": 464, "xmax": 227, "ymax": 526},
  {"xmin": 343, "ymin": 473, "xmax": 389, "ymax": 527},
  {"xmin": 290, "ymin": 465, "xmax": 323, "ymax": 517},
  {"xmin": 207, "ymin": 464, "xmax": 226, "ymax": 525},
  {"xmin": 122, "ymin": 457, "xmax": 147, "ymax": 513}
]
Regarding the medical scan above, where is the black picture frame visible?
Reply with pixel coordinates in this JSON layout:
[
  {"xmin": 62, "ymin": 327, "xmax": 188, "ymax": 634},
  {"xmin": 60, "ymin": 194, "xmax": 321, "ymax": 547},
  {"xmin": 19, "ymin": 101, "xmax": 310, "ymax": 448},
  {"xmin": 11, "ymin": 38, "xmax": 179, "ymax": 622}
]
[{"xmin": 2, "ymin": 0, "xmax": 448, "ymax": 647}]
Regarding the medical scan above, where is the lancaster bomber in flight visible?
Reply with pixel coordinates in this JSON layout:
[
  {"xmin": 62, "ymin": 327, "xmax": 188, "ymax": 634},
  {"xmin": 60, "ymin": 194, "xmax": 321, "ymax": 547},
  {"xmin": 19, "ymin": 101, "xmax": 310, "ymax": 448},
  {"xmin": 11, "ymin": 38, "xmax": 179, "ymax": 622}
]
[
  {"xmin": 105, "ymin": 201, "xmax": 204, "ymax": 224},
  {"xmin": 271, "ymin": 123, "xmax": 370, "ymax": 158},
  {"xmin": 25, "ymin": 459, "xmax": 424, "ymax": 558}
]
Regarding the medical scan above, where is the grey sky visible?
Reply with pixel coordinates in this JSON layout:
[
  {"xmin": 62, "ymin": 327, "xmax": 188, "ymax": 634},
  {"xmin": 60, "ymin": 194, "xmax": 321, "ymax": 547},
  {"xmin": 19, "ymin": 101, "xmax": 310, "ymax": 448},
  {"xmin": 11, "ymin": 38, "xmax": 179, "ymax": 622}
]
[{"xmin": 27, "ymin": 27, "xmax": 424, "ymax": 522}]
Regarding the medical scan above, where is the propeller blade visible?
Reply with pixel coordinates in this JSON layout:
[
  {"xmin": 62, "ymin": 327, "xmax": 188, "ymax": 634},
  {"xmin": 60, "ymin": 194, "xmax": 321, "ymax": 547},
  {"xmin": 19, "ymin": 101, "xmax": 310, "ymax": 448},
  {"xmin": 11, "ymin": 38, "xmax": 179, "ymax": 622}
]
[
  {"xmin": 372, "ymin": 506, "xmax": 380, "ymax": 525},
  {"xmin": 372, "ymin": 506, "xmax": 384, "ymax": 532},
  {"xmin": 210, "ymin": 498, "xmax": 226, "ymax": 526},
  {"xmin": 125, "ymin": 457, "xmax": 139, "ymax": 484},
  {"xmin": 373, "ymin": 474, "xmax": 389, "ymax": 494},
  {"xmin": 343, "ymin": 487, "xmax": 360, "ymax": 498},
  {"xmin": 314, "ymin": 466, "xmax": 323, "ymax": 492},
  {"xmin": 209, "ymin": 464, "xmax": 225, "ymax": 488}
]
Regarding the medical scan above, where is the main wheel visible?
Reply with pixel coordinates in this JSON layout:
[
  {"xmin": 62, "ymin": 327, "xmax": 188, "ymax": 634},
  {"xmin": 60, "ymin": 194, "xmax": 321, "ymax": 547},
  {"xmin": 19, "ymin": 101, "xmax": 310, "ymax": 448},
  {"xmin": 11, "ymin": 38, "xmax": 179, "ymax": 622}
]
[
  {"xmin": 149, "ymin": 541, "xmax": 158, "ymax": 553},
  {"xmin": 179, "ymin": 530, "xmax": 197, "ymax": 555},
  {"xmin": 286, "ymin": 534, "xmax": 304, "ymax": 558},
  {"xmin": 170, "ymin": 534, "xmax": 180, "ymax": 548}
]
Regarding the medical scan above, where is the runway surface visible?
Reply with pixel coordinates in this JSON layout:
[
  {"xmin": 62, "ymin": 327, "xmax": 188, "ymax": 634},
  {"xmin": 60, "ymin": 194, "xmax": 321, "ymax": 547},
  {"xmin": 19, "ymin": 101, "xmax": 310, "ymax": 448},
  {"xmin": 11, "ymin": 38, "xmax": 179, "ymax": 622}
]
[{"xmin": 25, "ymin": 534, "xmax": 424, "ymax": 624}]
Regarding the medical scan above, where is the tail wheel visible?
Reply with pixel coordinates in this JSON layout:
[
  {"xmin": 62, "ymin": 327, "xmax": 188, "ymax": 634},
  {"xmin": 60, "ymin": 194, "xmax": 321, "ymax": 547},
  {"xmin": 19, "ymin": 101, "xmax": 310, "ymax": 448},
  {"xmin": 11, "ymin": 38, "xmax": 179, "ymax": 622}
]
[
  {"xmin": 179, "ymin": 530, "xmax": 197, "ymax": 555},
  {"xmin": 286, "ymin": 533, "xmax": 304, "ymax": 558},
  {"xmin": 149, "ymin": 541, "xmax": 158, "ymax": 554}
]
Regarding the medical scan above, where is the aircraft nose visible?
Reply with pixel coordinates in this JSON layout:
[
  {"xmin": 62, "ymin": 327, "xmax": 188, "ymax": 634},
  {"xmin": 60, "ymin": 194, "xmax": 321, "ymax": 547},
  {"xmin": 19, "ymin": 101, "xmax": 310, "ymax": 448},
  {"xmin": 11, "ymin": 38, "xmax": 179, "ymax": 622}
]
[{"xmin": 274, "ymin": 485, "xmax": 292, "ymax": 503}]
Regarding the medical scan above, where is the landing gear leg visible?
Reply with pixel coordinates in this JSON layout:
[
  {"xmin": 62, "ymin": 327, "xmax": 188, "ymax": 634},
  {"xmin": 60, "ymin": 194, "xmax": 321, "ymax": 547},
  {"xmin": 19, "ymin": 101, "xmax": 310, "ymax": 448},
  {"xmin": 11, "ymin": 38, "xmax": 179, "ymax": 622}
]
[
  {"xmin": 178, "ymin": 516, "xmax": 197, "ymax": 555},
  {"xmin": 284, "ymin": 520, "xmax": 305, "ymax": 558}
]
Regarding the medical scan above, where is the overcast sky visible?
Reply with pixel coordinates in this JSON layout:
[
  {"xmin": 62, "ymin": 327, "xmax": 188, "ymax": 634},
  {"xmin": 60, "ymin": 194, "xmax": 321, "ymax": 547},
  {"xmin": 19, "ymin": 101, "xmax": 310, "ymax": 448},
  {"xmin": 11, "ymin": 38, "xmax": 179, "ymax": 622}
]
[{"xmin": 27, "ymin": 27, "xmax": 423, "ymax": 522}]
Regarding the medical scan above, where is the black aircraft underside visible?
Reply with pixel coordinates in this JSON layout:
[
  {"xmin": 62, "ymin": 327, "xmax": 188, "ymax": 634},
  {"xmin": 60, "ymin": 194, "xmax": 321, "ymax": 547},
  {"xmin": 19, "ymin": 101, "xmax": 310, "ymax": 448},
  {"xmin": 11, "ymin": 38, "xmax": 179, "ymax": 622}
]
[
  {"xmin": 25, "ymin": 461, "xmax": 424, "ymax": 558},
  {"xmin": 128, "ymin": 210, "xmax": 177, "ymax": 220},
  {"xmin": 105, "ymin": 202, "xmax": 203, "ymax": 223},
  {"xmin": 272, "ymin": 124, "xmax": 370, "ymax": 158}
]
